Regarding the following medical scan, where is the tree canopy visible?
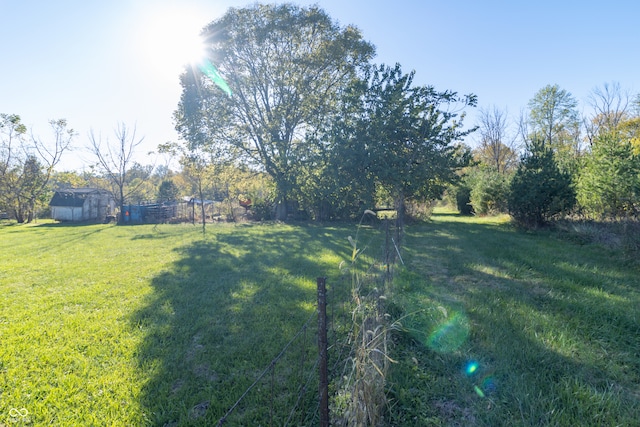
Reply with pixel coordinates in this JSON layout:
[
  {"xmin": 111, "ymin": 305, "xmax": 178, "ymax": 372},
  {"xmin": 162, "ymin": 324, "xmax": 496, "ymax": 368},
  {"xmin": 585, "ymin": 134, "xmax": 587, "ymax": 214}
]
[
  {"xmin": 0, "ymin": 114, "xmax": 74, "ymax": 222},
  {"xmin": 527, "ymin": 84, "xmax": 581, "ymax": 170},
  {"xmin": 175, "ymin": 3, "xmax": 375, "ymax": 219},
  {"xmin": 331, "ymin": 64, "xmax": 476, "ymax": 220}
]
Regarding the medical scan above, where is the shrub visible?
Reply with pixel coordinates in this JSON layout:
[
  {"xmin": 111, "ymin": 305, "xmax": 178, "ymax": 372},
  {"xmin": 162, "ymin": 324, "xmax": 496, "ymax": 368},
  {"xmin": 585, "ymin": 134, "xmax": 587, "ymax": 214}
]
[
  {"xmin": 250, "ymin": 198, "xmax": 273, "ymax": 221},
  {"xmin": 455, "ymin": 185, "xmax": 473, "ymax": 215},
  {"xmin": 508, "ymin": 140, "xmax": 575, "ymax": 227},
  {"xmin": 406, "ymin": 200, "xmax": 435, "ymax": 221},
  {"xmin": 468, "ymin": 167, "xmax": 511, "ymax": 215}
]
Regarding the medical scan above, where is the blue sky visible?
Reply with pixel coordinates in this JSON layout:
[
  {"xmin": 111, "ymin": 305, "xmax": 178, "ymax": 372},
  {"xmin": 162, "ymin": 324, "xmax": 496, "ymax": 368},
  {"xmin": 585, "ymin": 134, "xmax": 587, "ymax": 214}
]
[{"xmin": 1, "ymin": 0, "xmax": 638, "ymax": 171}]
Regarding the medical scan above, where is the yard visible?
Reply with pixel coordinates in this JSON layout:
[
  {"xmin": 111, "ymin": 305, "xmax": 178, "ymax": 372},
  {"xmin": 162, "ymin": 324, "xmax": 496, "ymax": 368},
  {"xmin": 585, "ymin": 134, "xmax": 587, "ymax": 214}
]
[{"xmin": 0, "ymin": 212, "xmax": 638, "ymax": 425}]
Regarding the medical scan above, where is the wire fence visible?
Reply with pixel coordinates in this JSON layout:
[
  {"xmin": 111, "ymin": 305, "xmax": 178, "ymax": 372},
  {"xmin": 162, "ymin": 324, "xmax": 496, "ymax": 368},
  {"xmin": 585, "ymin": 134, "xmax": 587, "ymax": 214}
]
[
  {"xmin": 217, "ymin": 218, "xmax": 400, "ymax": 426},
  {"xmin": 216, "ymin": 309, "xmax": 321, "ymax": 426}
]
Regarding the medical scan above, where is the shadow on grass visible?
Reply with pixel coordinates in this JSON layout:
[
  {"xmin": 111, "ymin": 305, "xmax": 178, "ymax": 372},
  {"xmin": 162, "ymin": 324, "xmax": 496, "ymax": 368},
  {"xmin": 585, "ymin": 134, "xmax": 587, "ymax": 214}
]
[
  {"xmin": 389, "ymin": 219, "xmax": 640, "ymax": 426},
  {"xmin": 33, "ymin": 221, "xmax": 109, "ymax": 227},
  {"xmin": 0, "ymin": 221, "xmax": 112, "ymax": 256},
  {"xmin": 130, "ymin": 224, "xmax": 352, "ymax": 426}
]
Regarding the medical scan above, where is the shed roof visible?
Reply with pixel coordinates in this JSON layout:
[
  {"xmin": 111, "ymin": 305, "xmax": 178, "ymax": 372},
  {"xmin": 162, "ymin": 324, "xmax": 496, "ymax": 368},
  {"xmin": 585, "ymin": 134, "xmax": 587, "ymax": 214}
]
[{"xmin": 49, "ymin": 188, "xmax": 112, "ymax": 207}]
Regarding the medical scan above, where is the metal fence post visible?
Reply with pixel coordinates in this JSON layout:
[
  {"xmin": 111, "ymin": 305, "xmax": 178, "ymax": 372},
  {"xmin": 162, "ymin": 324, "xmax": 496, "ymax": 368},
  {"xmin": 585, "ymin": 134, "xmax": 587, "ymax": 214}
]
[{"xmin": 317, "ymin": 277, "xmax": 329, "ymax": 427}]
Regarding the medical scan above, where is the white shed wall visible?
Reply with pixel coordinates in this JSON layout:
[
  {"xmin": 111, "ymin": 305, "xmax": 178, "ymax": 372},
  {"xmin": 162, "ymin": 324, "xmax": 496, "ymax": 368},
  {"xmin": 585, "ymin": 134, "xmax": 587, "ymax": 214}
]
[{"xmin": 51, "ymin": 206, "xmax": 83, "ymax": 221}]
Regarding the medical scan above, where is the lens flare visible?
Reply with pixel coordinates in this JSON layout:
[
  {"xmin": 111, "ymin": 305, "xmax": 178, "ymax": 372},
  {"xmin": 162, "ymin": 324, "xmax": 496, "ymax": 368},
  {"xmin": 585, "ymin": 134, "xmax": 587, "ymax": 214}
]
[
  {"xmin": 481, "ymin": 376, "xmax": 497, "ymax": 394},
  {"xmin": 473, "ymin": 385, "xmax": 485, "ymax": 398},
  {"xmin": 465, "ymin": 361, "xmax": 479, "ymax": 376},
  {"xmin": 199, "ymin": 59, "xmax": 232, "ymax": 97},
  {"xmin": 427, "ymin": 311, "xmax": 470, "ymax": 353},
  {"xmin": 462, "ymin": 360, "xmax": 498, "ymax": 398}
]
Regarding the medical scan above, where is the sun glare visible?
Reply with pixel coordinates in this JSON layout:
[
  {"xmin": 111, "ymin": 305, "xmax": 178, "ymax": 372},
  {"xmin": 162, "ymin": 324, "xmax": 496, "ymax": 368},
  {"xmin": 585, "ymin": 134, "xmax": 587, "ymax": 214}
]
[{"xmin": 138, "ymin": 7, "xmax": 207, "ymax": 80}]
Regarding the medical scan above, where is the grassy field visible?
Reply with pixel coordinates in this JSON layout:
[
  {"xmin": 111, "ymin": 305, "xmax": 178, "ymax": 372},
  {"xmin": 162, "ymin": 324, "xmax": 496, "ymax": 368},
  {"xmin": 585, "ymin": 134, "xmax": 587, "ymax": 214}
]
[
  {"xmin": 388, "ymin": 211, "xmax": 640, "ymax": 426},
  {"xmin": 1, "ymin": 212, "xmax": 638, "ymax": 426},
  {"xmin": 0, "ymin": 221, "xmax": 358, "ymax": 426}
]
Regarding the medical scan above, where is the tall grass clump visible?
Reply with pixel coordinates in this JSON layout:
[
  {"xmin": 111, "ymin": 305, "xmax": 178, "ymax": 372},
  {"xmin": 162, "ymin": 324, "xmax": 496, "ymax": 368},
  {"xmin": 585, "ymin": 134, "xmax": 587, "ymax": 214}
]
[
  {"xmin": 330, "ymin": 211, "xmax": 401, "ymax": 426},
  {"xmin": 556, "ymin": 217, "xmax": 640, "ymax": 261}
]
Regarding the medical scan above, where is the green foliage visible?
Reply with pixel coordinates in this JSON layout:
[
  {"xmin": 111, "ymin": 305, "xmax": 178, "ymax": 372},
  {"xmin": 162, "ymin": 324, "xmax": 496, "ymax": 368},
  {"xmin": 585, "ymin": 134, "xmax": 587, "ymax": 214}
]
[
  {"xmin": 528, "ymin": 84, "xmax": 580, "ymax": 147},
  {"xmin": 249, "ymin": 197, "xmax": 274, "ymax": 221},
  {"xmin": 124, "ymin": 162, "xmax": 156, "ymax": 203},
  {"xmin": 527, "ymin": 84, "xmax": 582, "ymax": 173},
  {"xmin": 467, "ymin": 167, "xmax": 512, "ymax": 215},
  {"xmin": 508, "ymin": 139, "xmax": 575, "ymax": 227},
  {"xmin": 175, "ymin": 3, "xmax": 374, "ymax": 220},
  {"xmin": 292, "ymin": 152, "xmax": 369, "ymax": 221},
  {"xmin": 49, "ymin": 170, "xmax": 92, "ymax": 189},
  {"xmin": 454, "ymin": 184, "xmax": 473, "ymax": 215},
  {"xmin": 157, "ymin": 179, "xmax": 180, "ymax": 203},
  {"xmin": 1, "ymin": 115, "xmax": 74, "ymax": 222},
  {"xmin": 577, "ymin": 128, "xmax": 640, "ymax": 218},
  {"xmin": 330, "ymin": 64, "xmax": 476, "ymax": 221}
]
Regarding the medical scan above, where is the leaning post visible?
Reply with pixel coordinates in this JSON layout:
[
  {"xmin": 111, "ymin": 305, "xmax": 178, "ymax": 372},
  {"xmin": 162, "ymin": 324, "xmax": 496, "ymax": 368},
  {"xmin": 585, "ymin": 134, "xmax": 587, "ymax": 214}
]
[{"xmin": 317, "ymin": 277, "xmax": 329, "ymax": 427}]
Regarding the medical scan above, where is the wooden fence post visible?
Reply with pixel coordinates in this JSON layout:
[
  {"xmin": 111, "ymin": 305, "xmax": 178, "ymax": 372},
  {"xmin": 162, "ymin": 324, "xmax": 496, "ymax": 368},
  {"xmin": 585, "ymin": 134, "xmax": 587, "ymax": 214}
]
[{"xmin": 317, "ymin": 277, "xmax": 329, "ymax": 427}]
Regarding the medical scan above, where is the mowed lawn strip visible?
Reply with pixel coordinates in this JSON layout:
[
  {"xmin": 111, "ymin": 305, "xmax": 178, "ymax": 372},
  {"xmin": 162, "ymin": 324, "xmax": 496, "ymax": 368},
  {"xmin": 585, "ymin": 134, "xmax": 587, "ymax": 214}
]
[
  {"xmin": 389, "ymin": 210, "xmax": 640, "ymax": 426},
  {"xmin": 0, "ymin": 222, "xmax": 354, "ymax": 426}
]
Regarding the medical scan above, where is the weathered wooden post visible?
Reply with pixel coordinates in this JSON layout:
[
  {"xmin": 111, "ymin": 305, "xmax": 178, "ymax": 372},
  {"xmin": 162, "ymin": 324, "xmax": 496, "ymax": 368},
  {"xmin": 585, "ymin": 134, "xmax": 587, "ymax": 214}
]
[{"xmin": 317, "ymin": 277, "xmax": 329, "ymax": 427}]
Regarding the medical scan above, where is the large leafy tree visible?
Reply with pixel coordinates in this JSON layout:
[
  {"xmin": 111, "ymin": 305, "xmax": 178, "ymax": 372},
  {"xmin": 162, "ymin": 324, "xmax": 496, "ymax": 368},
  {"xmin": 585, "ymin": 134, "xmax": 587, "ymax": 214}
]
[
  {"xmin": 527, "ymin": 84, "xmax": 581, "ymax": 171},
  {"xmin": 334, "ymin": 64, "xmax": 476, "ymax": 228},
  {"xmin": 463, "ymin": 166, "xmax": 512, "ymax": 215},
  {"xmin": 175, "ymin": 3, "xmax": 375, "ymax": 220}
]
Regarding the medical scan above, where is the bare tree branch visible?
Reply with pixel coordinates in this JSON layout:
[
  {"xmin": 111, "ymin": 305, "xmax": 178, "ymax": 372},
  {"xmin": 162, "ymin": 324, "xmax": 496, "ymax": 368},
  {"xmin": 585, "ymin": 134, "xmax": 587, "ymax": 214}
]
[{"xmin": 88, "ymin": 123, "xmax": 146, "ymax": 224}]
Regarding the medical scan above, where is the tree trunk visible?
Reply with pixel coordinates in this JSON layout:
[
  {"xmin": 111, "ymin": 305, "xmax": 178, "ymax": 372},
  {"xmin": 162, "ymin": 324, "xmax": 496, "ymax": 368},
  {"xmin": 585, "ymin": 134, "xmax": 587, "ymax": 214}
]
[
  {"xmin": 117, "ymin": 182, "xmax": 126, "ymax": 225},
  {"xmin": 274, "ymin": 201, "xmax": 287, "ymax": 221},
  {"xmin": 119, "ymin": 202, "xmax": 125, "ymax": 225},
  {"xmin": 14, "ymin": 208, "xmax": 24, "ymax": 224},
  {"xmin": 198, "ymin": 178, "xmax": 206, "ymax": 234},
  {"xmin": 275, "ymin": 190, "xmax": 289, "ymax": 221},
  {"xmin": 394, "ymin": 195, "xmax": 406, "ymax": 249}
]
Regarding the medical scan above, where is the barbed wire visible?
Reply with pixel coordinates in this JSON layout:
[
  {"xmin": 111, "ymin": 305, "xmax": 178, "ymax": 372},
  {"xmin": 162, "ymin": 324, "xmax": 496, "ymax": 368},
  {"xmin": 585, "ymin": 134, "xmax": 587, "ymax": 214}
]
[{"xmin": 217, "ymin": 310, "xmax": 318, "ymax": 426}]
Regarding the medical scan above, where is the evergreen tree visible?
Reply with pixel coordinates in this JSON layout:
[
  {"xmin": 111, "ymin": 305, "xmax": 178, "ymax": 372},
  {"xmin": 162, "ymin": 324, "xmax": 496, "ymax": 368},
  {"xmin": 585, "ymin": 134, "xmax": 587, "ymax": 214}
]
[
  {"xmin": 577, "ymin": 129, "xmax": 640, "ymax": 218},
  {"xmin": 508, "ymin": 139, "xmax": 575, "ymax": 227},
  {"xmin": 467, "ymin": 166, "xmax": 512, "ymax": 215},
  {"xmin": 157, "ymin": 179, "xmax": 180, "ymax": 203}
]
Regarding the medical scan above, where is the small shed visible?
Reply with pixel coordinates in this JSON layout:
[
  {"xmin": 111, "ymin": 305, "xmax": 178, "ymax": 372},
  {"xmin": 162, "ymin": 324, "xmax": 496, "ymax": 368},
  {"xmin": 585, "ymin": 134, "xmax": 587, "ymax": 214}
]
[{"xmin": 49, "ymin": 188, "xmax": 115, "ymax": 222}]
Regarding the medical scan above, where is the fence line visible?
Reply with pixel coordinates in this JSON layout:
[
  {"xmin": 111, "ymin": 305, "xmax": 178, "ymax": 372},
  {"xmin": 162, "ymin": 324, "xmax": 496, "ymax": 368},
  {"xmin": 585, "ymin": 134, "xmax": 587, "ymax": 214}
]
[
  {"xmin": 285, "ymin": 349, "xmax": 321, "ymax": 426},
  {"xmin": 217, "ymin": 310, "xmax": 318, "ymax": 426},
  {"xmin": 217, "ymin": 218, "xmax": 400, "ymax": 425}
]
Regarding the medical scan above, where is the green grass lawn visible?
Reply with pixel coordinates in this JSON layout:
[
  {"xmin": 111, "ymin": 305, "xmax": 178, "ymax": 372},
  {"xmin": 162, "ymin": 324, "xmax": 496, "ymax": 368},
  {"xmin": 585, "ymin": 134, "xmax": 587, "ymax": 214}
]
[
  {"xmin": 1, "ymin": 213, "xmax": 638, "ymax": 426},
  {"xmin": 0, "ymin": 221, "xmax": 359, "ymax": 426},
  {"xmin": 388, "ymin": 210, "xmax": 640, "ymax": 426}
]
